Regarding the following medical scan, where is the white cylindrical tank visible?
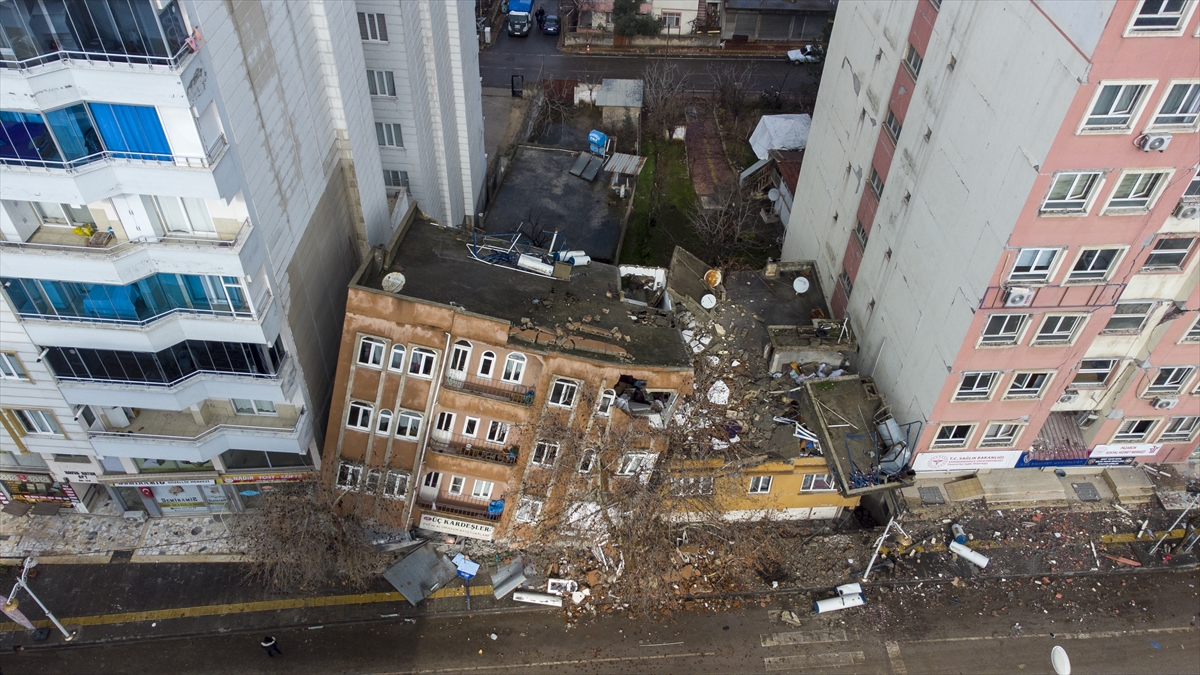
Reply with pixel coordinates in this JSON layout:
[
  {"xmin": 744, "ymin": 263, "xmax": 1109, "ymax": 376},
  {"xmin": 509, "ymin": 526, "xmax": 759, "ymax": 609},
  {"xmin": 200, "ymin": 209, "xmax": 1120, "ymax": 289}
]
[
  {"xmin": 813, "ymin": 593, "xmax": 864, "ymax": 613},
  {"xmin": 517, "ymin": 254, "xmax": 555, "ymax": 276},
  {"xmin": 835, "ymin": 582, "xmax": 863, "ymax": 597},
  {"xmin": 949, "ymin": 541, "xmax": 989, "ymax": 569}
]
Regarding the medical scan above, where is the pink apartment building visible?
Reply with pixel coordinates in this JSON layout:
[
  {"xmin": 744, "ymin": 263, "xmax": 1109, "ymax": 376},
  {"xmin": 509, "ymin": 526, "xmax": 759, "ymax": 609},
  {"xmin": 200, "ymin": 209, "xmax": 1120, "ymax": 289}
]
[{"xmin": 783, "ymin": 0, "xmax": 1199, "ymax": 471}]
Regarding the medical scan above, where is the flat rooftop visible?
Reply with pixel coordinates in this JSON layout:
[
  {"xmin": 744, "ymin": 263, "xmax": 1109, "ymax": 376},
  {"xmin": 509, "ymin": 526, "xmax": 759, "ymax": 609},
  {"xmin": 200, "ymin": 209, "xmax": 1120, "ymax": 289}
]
[{"xmin": 360, "ymin": 218, "xmax": 692, "ymax": 368}]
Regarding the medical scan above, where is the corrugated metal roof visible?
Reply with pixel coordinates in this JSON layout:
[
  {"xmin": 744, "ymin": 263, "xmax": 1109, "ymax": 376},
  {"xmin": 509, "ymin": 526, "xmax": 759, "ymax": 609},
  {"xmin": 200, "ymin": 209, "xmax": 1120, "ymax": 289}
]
[
  {"xmin": 603, "ymin": 152, "xmax": 647, "ymax": 176},
  {"xmin": 595, "ymin": 79, "xmax": 643, "ymax": 108},
  {"xmin": 1028, "ymin": 412, "xmax": 1088, "ymax": 460}
]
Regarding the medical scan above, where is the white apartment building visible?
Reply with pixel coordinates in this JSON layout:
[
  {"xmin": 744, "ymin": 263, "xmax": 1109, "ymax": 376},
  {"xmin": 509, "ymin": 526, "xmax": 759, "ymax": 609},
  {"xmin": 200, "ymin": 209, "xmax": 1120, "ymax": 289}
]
[{"xmin": 0, "ymin": 0, "xmax": 484, "ymax": 516}]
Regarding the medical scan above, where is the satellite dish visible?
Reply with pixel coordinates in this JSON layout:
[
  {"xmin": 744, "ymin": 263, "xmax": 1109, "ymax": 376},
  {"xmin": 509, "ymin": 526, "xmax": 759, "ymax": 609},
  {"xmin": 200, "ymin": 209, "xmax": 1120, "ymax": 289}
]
[
  {"xmin": 793, "ymin": 277, "xmax": 810, "ymax": 294},
  {"xmin": 382, "ymin": 272, "xmax": 407, "ymax": 293},
  {"xmin": 1051, "ymin": 646, "xmax": 1071, "ymax": 675},
  {"xmin": 704, "ymin": 269, "xmax": 723, "ymax": 288},
  {"xmin": 700, "ymin": 294, "xmax": 717, "ymax": 309},
  {"xmin": 768, "ymin": 188, "xmax": 780, "ymax": 202}
]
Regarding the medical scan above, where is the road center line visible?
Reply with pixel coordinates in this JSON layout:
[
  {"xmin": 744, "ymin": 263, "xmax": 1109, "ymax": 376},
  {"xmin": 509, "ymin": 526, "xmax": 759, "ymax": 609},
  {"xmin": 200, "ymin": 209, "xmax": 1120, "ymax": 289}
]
[
  {"xmin": 374, "ymin": 651, "xmax": 718, "ymax": 673},
  {"xmin": 911, "ymin": 625, "xmax": 1197, "ymax": 644},
  {"xmin": 885, "ymin": 640, "xmax": 908, "ymax": 675}
]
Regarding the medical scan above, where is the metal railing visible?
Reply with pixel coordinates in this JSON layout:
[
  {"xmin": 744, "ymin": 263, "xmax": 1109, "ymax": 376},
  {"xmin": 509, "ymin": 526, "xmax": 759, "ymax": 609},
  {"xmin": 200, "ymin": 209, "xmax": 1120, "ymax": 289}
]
[
  {"xmin": 428, "ymin": 434, "xmax": 519, "ymax": 465},
  {"xmin": 0, "ymin": 42, "xmax": 194, "ymax": 72},
  {"xmin": 442, "ymin": 374, "xmax": 535, "ymax": 406},
  {"xmin": 979, "ymin": 282, "xmax": 1125, "ymax": 311},
  {"xmin": 55, "ymin": 356, "xmax": 288, "ymax": 390},
  {"xmin": 1, "ymin": 132, "xmax": 226, "ymax": 174},
  {"xmin": 416, "ymin": 495, "xmax": 502, "ymax": 521},
  {"xmin": 88, "ymin": 411, "xmax": 306, "ymax": 446},
  {"xmin": 0, "ymin": 219, "xmax": 250, "ymax": 258},
  {"xmin": 13, "ymin": 304, "xmax": 260, "ymax": 329}
]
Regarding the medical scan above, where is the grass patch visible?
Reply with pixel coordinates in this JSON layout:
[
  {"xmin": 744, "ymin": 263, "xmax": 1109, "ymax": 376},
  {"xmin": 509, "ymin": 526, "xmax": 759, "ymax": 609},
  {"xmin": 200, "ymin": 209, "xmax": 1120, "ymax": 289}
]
[{"xmin": 620, "ymin": 140, "xmax": 698, "ymax": 267}]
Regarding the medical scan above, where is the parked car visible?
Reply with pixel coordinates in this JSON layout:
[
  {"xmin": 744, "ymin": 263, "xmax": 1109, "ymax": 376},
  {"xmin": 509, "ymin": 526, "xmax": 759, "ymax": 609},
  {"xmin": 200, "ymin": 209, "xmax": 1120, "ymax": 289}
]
[
  {"xmin": 542, "ymin": 15, "xmax": 559, "ymax": 35},
  {"xmin": 787, "ymin": 45, "xmax": 825, "ymax": 64}
]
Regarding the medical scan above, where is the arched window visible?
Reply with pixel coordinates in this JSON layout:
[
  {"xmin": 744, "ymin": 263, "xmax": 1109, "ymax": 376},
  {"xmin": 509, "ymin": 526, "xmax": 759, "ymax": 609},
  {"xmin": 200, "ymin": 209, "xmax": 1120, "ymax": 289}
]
[
  {"xmin": 502, "ymin": 352, "xmax": 526, "ymax": 383},
  {"xmin": 597, "ymin": 389, "xmax": 616, "ymax": 416},
  {"xmin": 388, "ymin": 345, "xmax": 406, "ymax": 371},
  {"xmin": 449, "ymin": 340, "xmax": 471, "ymax": 375},
  {"xmin": 478, "ymin": 351, "xmax": 496, "ymax": 378},
  {"xmin": 376, "ymin": 409, "xmax": 393, "ymax": 435}
]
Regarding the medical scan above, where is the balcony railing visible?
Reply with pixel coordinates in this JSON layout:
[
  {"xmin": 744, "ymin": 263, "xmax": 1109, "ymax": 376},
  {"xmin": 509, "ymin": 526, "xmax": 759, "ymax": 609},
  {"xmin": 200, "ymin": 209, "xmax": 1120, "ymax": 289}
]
[
  {"xmin": 428, "ymin": 434, "xmax": 519, "ymax": 466},
  {"xmin": 417, "ymin": 495, "xmax": 502, "ymax": 521},
  {"xmin": 442, "ymin": 374, "xmax": 535, "ymax": 406},
  {"xmin": 1, "ymin": 132, "xmax": 228, "ymax": 174},
  {"xmin": 89, "ymin": 410, "xmax": 307, "ymax": 447},
  {"xmin": 0, "ymin": 219, "xmax": 250, "ymax": 259},
  {"xmin": 1, "ymin": 42, "xmax": 195, "ymax": 72},
  {"xmin": 979, "ymin": 282, "xmax": 1125, "ymax": 311}
]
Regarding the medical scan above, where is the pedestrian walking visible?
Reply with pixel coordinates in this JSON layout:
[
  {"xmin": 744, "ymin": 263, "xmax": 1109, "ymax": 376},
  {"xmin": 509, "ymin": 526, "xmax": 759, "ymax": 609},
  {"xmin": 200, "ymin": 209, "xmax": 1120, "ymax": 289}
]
[
  {"xmin": 535, "ymin": 6, "xmax": 545, "ymax": 28},
  {"xmin": 260, "ymin": 635, "xmax": 282, "ymax": 657}
]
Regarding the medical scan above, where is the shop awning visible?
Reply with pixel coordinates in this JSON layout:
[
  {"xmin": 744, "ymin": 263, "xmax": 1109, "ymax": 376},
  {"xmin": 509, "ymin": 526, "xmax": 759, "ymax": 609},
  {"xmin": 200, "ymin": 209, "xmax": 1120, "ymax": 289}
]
[{"xmin": 97, "ymin": 471, "xmax": 219, "ymax": 485}]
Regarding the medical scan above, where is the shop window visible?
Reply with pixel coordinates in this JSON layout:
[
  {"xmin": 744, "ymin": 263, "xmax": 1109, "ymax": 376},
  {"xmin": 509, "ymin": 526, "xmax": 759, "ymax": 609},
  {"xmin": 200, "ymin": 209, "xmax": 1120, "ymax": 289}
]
[{"xmin": 220, "ymin": 449, "xmax": 312, "ymax": 470}]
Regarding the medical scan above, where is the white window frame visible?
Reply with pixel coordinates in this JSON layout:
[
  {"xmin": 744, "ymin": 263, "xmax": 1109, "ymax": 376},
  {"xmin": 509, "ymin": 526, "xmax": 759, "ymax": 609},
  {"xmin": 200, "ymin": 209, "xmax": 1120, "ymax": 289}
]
[
  {"xmin": 231, "ymin": 398, "xmax": 277, "ymax": 416},
  {"xmin": 388, "ymin": 345, "xmax": 406, "ymax": 371},
  {"xmin": 1113, "ymin": 418, "xmax": 1159, "ymax": 443},
  {"xmin": 1182, "ymin": 316, "xmax": 1200, "ymax": 343},
  {"xmin": 486, "ymin": 420, "xmax": 509, "ymax": 445},
  {"xmin": 376, "ymin": 122, "xmax": 404, "ymax": 148},
  {"xmin": 549, "ymin": 379, "xmax": 579, "ymax": 408},
  {"xmin": 346, "ymin": 401, "xmax": 373, "ymax": 431},
  {"xmin": 408, "ymin": 347, "xmax": 437, "ymax": 378},
  {"xmin": 868, "ymin": 166, "xmax": 885, "ymax": 199},
  {"xmin": 800, "ymin": 473, "xmax": 837, "ymax": 492},
  {"xmin": 884, "ymin": 108, "xmax": 902, "ymax": 143},
  {"xmin": 853, "ymin": 218, "xmax": 869, "ymax": 249},
  {"xmin": 1009, "ymin": 248, "xmax": 1061, "ymax": 283},
  {"xmin": 395, "ymin": 411, "xmax": 422, "ymax": 440},
  {"xmin": 1148, "ymin": 79, "xmax": 1200, "ymax": 130},
  {"xmin": 462, "ymin": 416, "xmax": 480, "ymax": 438},
  {"xmin": 376, "ymin": 409, "xmax": 393, "ymax": 435},
  {"xmin": 979, "ymin": 422, "xmax": 1024, "ymax": 448},
  {"xmin": 435, "ymin": 411, "xmax": 456, "ymax": 434},
  {"xmin": 1147, "ymin": 366, "xmax": 1195, "ymax": 395},
  {"xmin": 748, "ymin": 475, "xmax": 773, "ymax": 494},
  {"xmin": 383, "ymin": 471, "xmax": 408, "ymax": 499},
  {"xmin": 1033, "ymin": 314, "xmax": 1085, "ymax": 346},
  {"xmin": 471, "ymin": 479, "xmax": 494, "ymax": 500},
  {"xmin": 14, "ymin": 409, "xmax": 62, "ymax": 435},
  {"xmin": 478, "ymin": 351, "xmax": 496, "ymax": 378},
  {"xmin": 1124, "ymin": 0, "xmax": 1198, "ymax": 36},
  {"xmin": 1041, "ymin": 171, "xmax": 1104, "ymax": 214},
  {"xmin": 367, "ymin": 69, "xmax": 396, "ymax": 97},
  {"xmin": 902, "ymin": 42, "xmax": 922, "ymax": 78},
  {"xmin": 1077, "ymin": 81, "xmax": 1155, "ymax": 133},
  {"xmin": 1103, "ymin": 169, "xmax": 1171, "ymax": 213},
  {"xmin": 383, "ymin": 170, "xmax": 409, "ymax": 190},
  {"xmin": 501, "ymin": 353, "xmax": 526, "ymax": 384},
  {"xmin": 617, "ymin": 452, "xmax": 657, "ymax": 476},
  {"xmin": 532, "ymin": 441, "xmax": 559, "ymax": 466},
  {"xmin": 1072, "ymin": 358, "xmax": 1120, "ymax": 388},
  {"xmin": 955, "ymin": 372, "xmax": 999, "ymax": 401},
  {"xmin": 597, "ymin": 389, "xmax": 616, "ymax": 416},
  {"xmin": 336, "ymin": 462, "xmax": 362, "ymax": 489},
  {"xmin": 932, "ymin": 424, "xmax": 974, "ymax": 448},
  {"xmin": 358, "ymin": 336, "xmax": 385, "ymax": 368},
  {"xmin": 1103, "ymin": 302, "xmax": 1155, "ymax": 334},
  {"xmin": 364, "ymin": 469, "xmax": 382, "ymax": 494},
  {"xmin": 1159, "ymin": 416, "xmax": 1200, "ymax": 442},
  {"xmin": 1143, "ymin": 237, "xmax": 1195, "ymax": 271},
  {"xmin": 448, "ymin": 341, "xmax": 471, "ymax": 374},
  {"xmin": 358, "ymin": 11, "xmax": 389, "ymax": 41},
  {"xmin": 838, "ymin": 268, "xmax": 853, "ymax": 297},
  {"xmin": 1067, "ymin": 247, "xmax": 1124, "ymax": 284},
  {"xmin": 577, "ymin": 451, "xmax": 596, "ymax": 473},
  {"xmin": 671, "ymin": 476, "xmax": 715, "ymax": 496},
  {"xmin": 448, "ymin": 475, "xmax": 465, "ymax": 496},
  {"xmin": 0, "ymin": 352, "xmax": 29, "ymax": 380},
  {"xmin": 515, "ymin": 496, "xmax": 543, "ymax": 524},
  {"xmin": 980, "ymin": 314, "xmax": 1028, "ymax": 346},
  {"xmin": 1005, "ymin": 371, "xmax": 1052, "ymax": 400},
  {"xmin": 660, "ymin": 10, "xmax": 681, "ymax": 28}
]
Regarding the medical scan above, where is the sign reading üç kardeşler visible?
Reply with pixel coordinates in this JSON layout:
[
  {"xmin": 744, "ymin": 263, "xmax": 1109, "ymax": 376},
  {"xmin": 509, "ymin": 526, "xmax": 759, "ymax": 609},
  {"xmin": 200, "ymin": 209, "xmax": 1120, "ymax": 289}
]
[{"xmin": 419, "ymin": 513, "xmax": 495, "ymax": 540}]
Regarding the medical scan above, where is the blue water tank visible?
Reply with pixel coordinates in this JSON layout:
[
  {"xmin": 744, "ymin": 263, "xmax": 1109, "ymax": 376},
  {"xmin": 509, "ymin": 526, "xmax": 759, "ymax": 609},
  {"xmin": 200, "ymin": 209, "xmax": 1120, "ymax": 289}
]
[{"xmin": 588, "ymin": 129, "xmax": 607, "ymax": 154}]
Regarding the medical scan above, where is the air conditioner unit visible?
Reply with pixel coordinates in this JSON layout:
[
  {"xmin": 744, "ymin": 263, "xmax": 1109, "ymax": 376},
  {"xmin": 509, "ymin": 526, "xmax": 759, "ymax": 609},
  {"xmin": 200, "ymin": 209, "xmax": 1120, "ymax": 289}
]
[
  {"xmin": 1004, "ymin": 286, "xmax": 1035, "ymax": 307},
  {"xmin": 1077, "ymin": 411, "xmax": 1100, "ymax": 428},
  {"xmin": 1174, "ymin": 200, "xmax": 1200, "ymax": 220},
  {"xmin": 1152, "ymin": 396, "xmax": 1179, "ymax": 410},
  {"xmin": 1058, "ymin": 390, "xmax": 1080, "ymax": 404},
  {"xmin": 1137, "ymin": 133, "xmax": 1172, "ymax": 152}
]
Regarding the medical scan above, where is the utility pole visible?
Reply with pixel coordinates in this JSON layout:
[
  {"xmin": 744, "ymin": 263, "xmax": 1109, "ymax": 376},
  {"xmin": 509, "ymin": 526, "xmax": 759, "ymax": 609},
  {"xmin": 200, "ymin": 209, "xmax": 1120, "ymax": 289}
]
[{"xmin": 4, "ymin": 558, "xmax": 75, "ymax": 641}]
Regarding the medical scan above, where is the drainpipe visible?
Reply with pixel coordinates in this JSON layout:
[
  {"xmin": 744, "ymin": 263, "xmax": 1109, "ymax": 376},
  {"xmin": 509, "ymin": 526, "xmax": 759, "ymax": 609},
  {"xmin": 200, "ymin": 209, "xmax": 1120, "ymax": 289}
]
[{"xmin": 402, "ymin": 330, "xmax": 454, "ymax": 531}]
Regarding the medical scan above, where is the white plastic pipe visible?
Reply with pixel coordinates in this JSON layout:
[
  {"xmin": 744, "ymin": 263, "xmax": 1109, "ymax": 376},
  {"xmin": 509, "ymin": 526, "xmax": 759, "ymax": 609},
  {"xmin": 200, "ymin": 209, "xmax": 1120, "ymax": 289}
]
[
  {"xmin": 835, "ymin": 582, "xmax": 863, "ymax": 597},
  {"xmin": 813, "ymin": 593, "xmax": 864, "ymax": 613},
  {"xmin": 949, "ymin": 541, "xmax": 989, "ymax": 569}
]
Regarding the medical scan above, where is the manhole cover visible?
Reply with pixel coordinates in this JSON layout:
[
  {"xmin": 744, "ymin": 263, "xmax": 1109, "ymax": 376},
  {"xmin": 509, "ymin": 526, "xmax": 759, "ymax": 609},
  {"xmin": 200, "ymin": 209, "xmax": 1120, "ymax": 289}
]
[
  {"xmin": 919, "ymin": 487, "xmax": 945, "ymax": 504},
  {"xmin": 1072, "ymin": 482, "xmax": 1101, "ymax": 502}
]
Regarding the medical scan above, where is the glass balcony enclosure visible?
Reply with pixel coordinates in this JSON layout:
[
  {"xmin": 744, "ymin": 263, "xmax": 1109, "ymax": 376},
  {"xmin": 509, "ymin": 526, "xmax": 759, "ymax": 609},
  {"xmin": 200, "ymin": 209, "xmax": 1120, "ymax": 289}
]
[
  {"xmin": 0, "ymin": 0, "xmax": 191, "ymax": 69},
  {"xmin": 3, "ymin": 273, "xmax": 252, "ymax": 324},
  {"xmin": 1, "ymin": 101, "xmax": 173, "ymax": 169},
  {"xmin": 43, "ymin": 337, "xmax": 286, "ymax": 386}
]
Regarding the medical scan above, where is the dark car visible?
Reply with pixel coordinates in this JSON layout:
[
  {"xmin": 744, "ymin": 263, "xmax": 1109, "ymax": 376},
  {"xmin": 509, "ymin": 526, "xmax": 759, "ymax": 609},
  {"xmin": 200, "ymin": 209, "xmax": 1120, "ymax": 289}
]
[{"xmin": 542, "ymin": 15, "xmax": 559, "ymax": 35}]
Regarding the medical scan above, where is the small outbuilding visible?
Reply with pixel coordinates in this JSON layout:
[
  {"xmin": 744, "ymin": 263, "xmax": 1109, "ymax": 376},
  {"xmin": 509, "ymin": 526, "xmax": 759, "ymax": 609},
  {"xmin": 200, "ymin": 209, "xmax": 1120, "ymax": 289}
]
[
  {"xmin": 596, "ymin": 79, "xmax": 643, "ymax": 129},
  {"xmin": 749, "ymin": 113, "xmax": 812, "ymax": 160}
]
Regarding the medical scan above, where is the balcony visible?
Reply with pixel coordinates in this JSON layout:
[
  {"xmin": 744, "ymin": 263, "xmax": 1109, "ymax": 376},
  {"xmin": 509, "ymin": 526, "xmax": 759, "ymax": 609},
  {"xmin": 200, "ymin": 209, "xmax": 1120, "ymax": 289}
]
[
  {"xmin": 978, "ymin": 283, "xmax": 1125, "ymax": 311},
  {"xmin": 1, "ymin": 42, "xmax": 194, "ymax": 73},
  {"xmin": 416, "ymin": 495, "xmax": 502, "ymax": 521},
  {"xmin": 428, "ymin": 434, "xmax": 519, "ymax": 466},
  {"xmin": 1, "ymin": 132, "xmax": 228, "ymax": 174},
  {"xmin": 442, "ymin": 375, "xmax": 536, "ymax": 406},
  {"xmin": 87, "ymin": 408, "xmax": 311, "ymax": 462}
]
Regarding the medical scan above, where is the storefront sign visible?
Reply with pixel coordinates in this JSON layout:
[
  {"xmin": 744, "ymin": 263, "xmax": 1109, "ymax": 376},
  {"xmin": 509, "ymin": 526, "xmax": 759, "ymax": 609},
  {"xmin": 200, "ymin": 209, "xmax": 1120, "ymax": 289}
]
[
  {"xmin": 0, "ymin": 472, "xmax": 51, "ymax": 483},
  {"xmin": 111, "ymin": 478, "xmax": 217, "ymax": 487},
  {"xmin": 419, "ymin": 513, "xmax": 495, "ymax": 541},
  {"xmin": 911, "ymin": 450, "xmax": 1023, "ymax": 472},
  {"xmin": 1090, "ymin": 444, "xmax": 1163, "ymax": 458},
  {"xmin": 60, "ymin": 469, "xmax": 99, "ymax": 483},
  {"xmin": 217, "ymin": 472, "xmax": 316, "ymax": 484}
]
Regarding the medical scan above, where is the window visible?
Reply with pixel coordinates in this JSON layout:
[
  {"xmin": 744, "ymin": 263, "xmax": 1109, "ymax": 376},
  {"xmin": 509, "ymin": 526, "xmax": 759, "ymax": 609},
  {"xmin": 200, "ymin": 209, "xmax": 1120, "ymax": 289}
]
[
  {"xmin": 364, "ymin": 469, "xmax": 382, "ymax": 494},
  {"xmin": 868, "ymin": 166, "xmax": 885, "ymax": 198},
  {"xmin": 376, "ymin": 122, "xmax": 403, "ymax": 148},
  {"xmin": 336, "ymin": 462, "xmax": 362, "ymax": 489},
  {"xmin": 502, "ymin": 353, "xmax": 526, "ymax": 383},
  {"xmin": 478, "ymin": 351, "xmax": 496, "ymax": 378},
  {"xmin": 981, "ymin": 314, "xmax": 1027, "ymax": 345},
  {"xmin": 801, "ymin": 473, "xmax": 836, "ymax": 492},
  {"xmin": 449, "ymin": 341, "xmax": 471, "ymax": 374},
  {"xmin": 1184, "ymin": 317, "xmax": 1200, "ymax": 342},
  {"xmin": 1042, "ymin": 172, "xmax": 1102, "ymax": 212},
  {"xmin": 1072, "ymin": 359, "xmax": 1119, "ymax": 387},
  {"xmin": 979, "ymin": 423, "xmax": 1022, "ymax": 448},
  {"xmin": 1160, "ymin": 416, "xmax": 1200, "ymax": 442},
  {"xmin": 838, "ymin": 268, "xmax": 853, "ymax": 297},
  {"xmin": 463, "ymin": 417, "xmax": 479, "ymax": 437},
  {"xmin": 1152, "ymin": 81, "xmax": 1200, "ymax": 128},
  {"xmin": 1106, "ymin": 171, "xmax": 1167, "ymax": 211},
  {"xmin": 1082, "ymin": 83, "xmax": 1151, "ymax": 130},
  {"xmin": 39, "ymin": 339, "xmax": 286, "ymax": 386},
  {"xmin": 12, "ymin": 409, "xmax": 62, "ymax": 435},
  {"xmin": 383, "ymin": 170, "xmax": 410, "ymax": 189},
  {"xmin": 358, "ymin": 337, "xmax": 385, "ymax": 367},
  {"xmin": 2, "ymin": 273, "xmax": 254, "ymax": 324},
  {"xmin": 448, "ymin": 475, "xmax": 465, "ymax": 496},
  {"xmin": 532, "ymin": 441, "xmax": 559, "ymax": 466},
  {"xmin": 357, "ymin": 12, "xmax": 389, "ymax": 41},
  {"xmin": 409, "ymin": 348, "xmax": 436, "ymax": 377},
  {"xmin": 618, "ymin": 452, "xmax": 657, "ymax": 476},
  {"xmin": 389, "ymin": 345, "xmax": 406, "ymax": 371},
  {"xmin": 31, "ymin": 201, "xmax": 96, "ymax": 226},
  {"xmin": 1143, "ymin": 238, "xmax": 1194, "ymax": 270},
  {"xmin": 395, "ymin": 411, "xmax": 422, "ymax": 439},
  {"xmin": 231, "ymin": 399, "xmax": 277, "ymax": 415},
  {"xmin": 597, "ymin": 389, "xmax": 616, "ymax": 416},
  {"xmin": 435, "ymin": 411, "xmax": 455, "ymax": 434},
  {"xmin": 143, "ymin": 196, "xmax": 215, "ymax": 235},
  {"xmin": 472, "ymin": 480, "xmax": 494, "ymax": 500},
  {"xmin": 549, "ymin": 379, "xmax": 578, "ymax": 407},
  {"xmin": 661, "ymin": 11, "xmax": 681, "ymax": 28},
  {"xmin": 1103, "ymin": 302, "xmax": 1153, "ymax": 333},
  {"xmin": 1068, "ymin": 248, "xmax": 1122, "ymax": 283},
  {"xmin": 86, "ymin": 103, "xmax": 171, "ymax": 161},
  {"xmin": 1010, "ymin": 248, "xmax": 1060, "ymax": 283},
  {"xmin": 955, "ymin": 372, "xmax": 999, "ymax": 401},
  {"xmin": 1006, "ymin": 372, "xmax": 1050, "ymax": 399},
  {"xmin": 367, "ymin": 70, "xmax": 396, "ymax": 97},
  {"xmin": 1034, "ymin": 315, "xmax": 1083, "ymax": 345},
  {"xmin": 1114, "ymin": 419, "xmax": 1157, "ymax": 443},
  {"xmin": 748, "ymin": 475, "xmax": 773, "ymax": 494},
  {"xmin": 903, "ymin": 42, "xmax": 923, "ymax": 78},
  {"xmin": 346, "ymin": 402, "xmax": 373, "ymax": 431},
  {"xmin": 1148, "ymin": 366, "xmax": 1194, "ymax": 394},
  {"xmin": 884, "ymin": 108, "xmax": 902, "ymax": 142},
  {"xmin": 933, "ymin": 424, "xmax": 973, "ymax": 448},
  {"xmin": 383, "ymin": 471, "xmax": 408, "ymax": 499},
  {"xmin": 578, "ymin": 451, "xmax": 596, "ymax": 473},
  {"xmin": 486, "ymin": 420, "xmax": 509, "ymax": 444},
  {"xmin": 0, "ymin": 353, "xmax": 29, "ymax": 381},
  {"xmin": 1127, "ymin": 0, "xmax": 1194, "ymax": 33},
  {"xmin": 671, "ymin": 477, "xmax": 715, "ymax": 496},
  {"xmin": 515, "ymin": 497, "xmax": 543, "ymax": 523},
  {"xmin": 371, "ymin": 409, "xmax": 390, "ymax": 435}
]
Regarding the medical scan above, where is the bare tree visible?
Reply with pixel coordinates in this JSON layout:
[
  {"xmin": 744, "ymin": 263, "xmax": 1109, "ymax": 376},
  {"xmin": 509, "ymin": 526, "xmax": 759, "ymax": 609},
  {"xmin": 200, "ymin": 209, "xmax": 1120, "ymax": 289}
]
[
  {"xmin": 690, "ymin": 184, "xmax": 762, "ymax": 266},
  {"xmin": 641, "ymin": 60, "xmax": 688, "ymax": 140},
  {"xmin": 707, "ymin": 62, "xmax": 756, "ymax": 121}
]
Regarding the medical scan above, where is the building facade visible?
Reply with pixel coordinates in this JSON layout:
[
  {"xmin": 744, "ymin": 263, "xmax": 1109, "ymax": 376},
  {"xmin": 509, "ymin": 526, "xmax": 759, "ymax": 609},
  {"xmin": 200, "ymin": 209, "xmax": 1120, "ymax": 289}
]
[
  {"xmin": 0, "ymin": 0, "xmax": 484, "ymax": 514},
  {"xmin": 782, "ymin": 0, "xmax": 1200, "ymax": 469}
]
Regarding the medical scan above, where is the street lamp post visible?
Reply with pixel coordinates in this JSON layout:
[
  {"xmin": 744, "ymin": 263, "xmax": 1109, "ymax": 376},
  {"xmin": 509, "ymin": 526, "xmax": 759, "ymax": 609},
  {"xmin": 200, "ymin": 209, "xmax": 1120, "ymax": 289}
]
[{"xmin": 4, "ymin": 558, "xmax": 75, "ymax": 641}]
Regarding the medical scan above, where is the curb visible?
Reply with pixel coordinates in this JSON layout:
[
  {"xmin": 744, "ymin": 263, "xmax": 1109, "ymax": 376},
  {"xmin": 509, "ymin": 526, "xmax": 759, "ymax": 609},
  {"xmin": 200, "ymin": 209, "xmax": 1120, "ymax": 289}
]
[{"xmin": 0, "ymin": 554, "xmax": 112, "ymax": 565}]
